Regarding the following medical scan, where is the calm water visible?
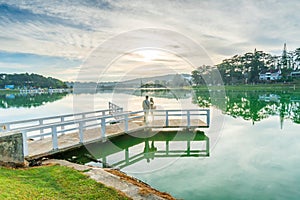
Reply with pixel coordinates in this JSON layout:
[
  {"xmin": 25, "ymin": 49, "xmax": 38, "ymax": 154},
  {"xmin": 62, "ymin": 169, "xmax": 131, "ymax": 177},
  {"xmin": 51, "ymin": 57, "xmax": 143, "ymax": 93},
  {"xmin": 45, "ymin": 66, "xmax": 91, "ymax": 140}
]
[{"xmin": 1, "ymin": 89, "xmax": 300, "ymax": 199}]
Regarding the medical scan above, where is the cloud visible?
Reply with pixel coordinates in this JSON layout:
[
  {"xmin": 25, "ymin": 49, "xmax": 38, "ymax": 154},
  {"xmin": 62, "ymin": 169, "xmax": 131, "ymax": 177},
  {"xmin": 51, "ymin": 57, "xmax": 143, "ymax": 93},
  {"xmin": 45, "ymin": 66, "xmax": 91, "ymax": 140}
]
[
  {"xmin": 1, "ymin": 0, "xmax": 300, "ymax": 81},
  {"xmin": 0, "ymin": 51, "xmax": 81, "ymax": 80}
]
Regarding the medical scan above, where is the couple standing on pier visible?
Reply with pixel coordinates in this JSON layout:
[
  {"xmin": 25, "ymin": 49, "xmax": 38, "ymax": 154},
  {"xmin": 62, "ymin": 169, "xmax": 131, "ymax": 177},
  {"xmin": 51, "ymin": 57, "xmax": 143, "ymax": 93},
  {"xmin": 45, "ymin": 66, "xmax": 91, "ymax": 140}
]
[{"xmin": 142, "ymin": 95, "xmax": 156, "ymax": 122}]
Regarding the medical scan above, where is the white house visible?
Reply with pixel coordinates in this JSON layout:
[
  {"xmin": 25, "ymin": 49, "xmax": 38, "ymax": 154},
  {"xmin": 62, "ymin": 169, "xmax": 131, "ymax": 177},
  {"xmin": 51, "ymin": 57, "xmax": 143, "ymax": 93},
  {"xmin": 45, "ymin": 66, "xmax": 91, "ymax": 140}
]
[
  {"xmin": 259, "ymin": 69, "xmax": 282, "ymax": 81},
  {"xmin": 290, "ymin": 71, "xmax": 300, "ymax": 78}
]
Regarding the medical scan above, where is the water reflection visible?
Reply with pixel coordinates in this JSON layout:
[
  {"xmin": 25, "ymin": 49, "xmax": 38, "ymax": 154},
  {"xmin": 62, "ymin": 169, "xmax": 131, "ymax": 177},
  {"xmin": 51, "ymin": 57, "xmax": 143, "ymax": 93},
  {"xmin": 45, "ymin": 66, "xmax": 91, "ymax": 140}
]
[
  {"xmin": 51, "ymin": 130, "xmax": 209, "ymax": 169},
  {"xmin": 0, "ymin": 92, "xmax": 68, "ymax": 108},
  {"xmin": 3, "ymin": 88, "xmax": 299, "ymax": 125},
  {"xmin": 193, "ymin": 90, "xmax": 300, "ymax": 125}
]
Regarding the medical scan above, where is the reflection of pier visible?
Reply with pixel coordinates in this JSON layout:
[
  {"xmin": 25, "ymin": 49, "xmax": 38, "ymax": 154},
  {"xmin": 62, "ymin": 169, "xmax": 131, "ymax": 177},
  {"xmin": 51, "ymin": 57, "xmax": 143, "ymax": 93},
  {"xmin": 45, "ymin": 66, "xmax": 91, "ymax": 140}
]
[
  {"xmin": 111, "ymin": 131, "xmax": 209, "ymax": 169},
  {"xmin": 53, "ymin": 131, "xmax": 209, "ymax": 169},
  {"xmin": 0, "ymin": 103, "xmax": 210, "ymax": 160}
]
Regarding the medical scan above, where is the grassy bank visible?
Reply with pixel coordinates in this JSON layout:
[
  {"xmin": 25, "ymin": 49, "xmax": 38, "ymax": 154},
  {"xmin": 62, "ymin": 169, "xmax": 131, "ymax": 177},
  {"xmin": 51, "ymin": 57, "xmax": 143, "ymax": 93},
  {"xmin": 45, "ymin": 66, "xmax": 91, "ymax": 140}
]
[
  {"xmin": 0, "ymin": 165, "xmax": 129, "ymax": 200},
  {"xmin": 0, "ymin": 89, "xmax": 19, "ymax": 95},
  {"xmin": 193, "ymin": 81, "xmax": 300, "ymax": 92}
]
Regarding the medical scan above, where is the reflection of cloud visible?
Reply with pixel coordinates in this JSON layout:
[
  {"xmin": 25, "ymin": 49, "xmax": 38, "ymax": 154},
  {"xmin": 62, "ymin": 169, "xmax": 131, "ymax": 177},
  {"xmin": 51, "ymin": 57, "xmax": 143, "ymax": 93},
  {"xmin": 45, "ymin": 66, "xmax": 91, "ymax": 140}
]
[{"xmin": 1, "ymin": 0, "xmax": 300, "ymax": 80}]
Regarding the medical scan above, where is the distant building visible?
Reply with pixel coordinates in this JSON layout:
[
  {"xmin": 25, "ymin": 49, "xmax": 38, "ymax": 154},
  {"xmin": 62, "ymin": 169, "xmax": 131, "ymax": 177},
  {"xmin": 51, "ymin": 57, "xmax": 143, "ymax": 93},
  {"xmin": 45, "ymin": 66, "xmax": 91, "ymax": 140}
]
[
  {"xmin": 4, "ymin": 84, "xmax": 14, "ymax": 89},
  {"xmin": 259, "ymin": 69, "xmax": 282, "ymax": 81}
]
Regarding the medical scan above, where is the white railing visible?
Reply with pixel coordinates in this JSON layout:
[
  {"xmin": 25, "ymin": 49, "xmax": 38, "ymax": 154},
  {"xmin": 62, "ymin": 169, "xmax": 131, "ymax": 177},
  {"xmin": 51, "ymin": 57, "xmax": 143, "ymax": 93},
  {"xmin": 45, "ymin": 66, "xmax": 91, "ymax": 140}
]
[
  {"xmin": 0, "ymin": 102, "xmax": 124, "ymax": 133},
  {"xmin": 20, "ymin": 110, "xmax": 144, "ymax": 156},
  {"xmin": 0, "ymin": 109, "xmax": 114, "ymax": 132},
  {"xmin": 149, "ymin": 109, "xmax": 210, "ymax": 128},
  {"xmin": 109, "ymin": 102, "xmax": 123, "ymax": 115}
]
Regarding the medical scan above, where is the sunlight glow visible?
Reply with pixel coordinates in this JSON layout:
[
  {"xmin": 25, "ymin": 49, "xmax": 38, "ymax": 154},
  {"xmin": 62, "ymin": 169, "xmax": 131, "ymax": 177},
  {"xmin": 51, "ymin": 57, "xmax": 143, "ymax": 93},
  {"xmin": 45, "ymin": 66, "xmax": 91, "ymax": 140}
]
[{"xmin": 136, "ymin": 50, "xmax": 161, "ymax": 62}]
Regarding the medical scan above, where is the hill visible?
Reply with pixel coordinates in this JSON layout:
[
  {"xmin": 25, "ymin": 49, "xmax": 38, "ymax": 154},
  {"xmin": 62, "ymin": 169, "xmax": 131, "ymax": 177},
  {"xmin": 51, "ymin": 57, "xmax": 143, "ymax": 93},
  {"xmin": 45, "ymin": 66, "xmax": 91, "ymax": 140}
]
[
  {"xmin": 0, "ymin": 73, "xmax": 67, "ymax": 89},
  {"xmin": 117, "ymin": 73, "xmax": 192, "ymax": 88}
]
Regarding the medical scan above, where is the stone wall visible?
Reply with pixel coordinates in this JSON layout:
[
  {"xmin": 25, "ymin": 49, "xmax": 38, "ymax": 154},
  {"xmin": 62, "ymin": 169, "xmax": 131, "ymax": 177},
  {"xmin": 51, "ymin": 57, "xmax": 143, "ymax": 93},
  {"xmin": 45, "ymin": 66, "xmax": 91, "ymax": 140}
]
[{"xmin": 0, "ymin": 132, "xmax": 26, "ymax": 167}]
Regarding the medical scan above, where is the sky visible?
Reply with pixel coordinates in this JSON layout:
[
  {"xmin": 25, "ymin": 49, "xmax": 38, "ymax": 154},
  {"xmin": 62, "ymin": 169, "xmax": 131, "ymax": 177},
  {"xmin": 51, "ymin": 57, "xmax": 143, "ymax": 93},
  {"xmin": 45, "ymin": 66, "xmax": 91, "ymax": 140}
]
[{"xmin": 0, "ymin": 0, "xmax": 300, "ymax": 82}]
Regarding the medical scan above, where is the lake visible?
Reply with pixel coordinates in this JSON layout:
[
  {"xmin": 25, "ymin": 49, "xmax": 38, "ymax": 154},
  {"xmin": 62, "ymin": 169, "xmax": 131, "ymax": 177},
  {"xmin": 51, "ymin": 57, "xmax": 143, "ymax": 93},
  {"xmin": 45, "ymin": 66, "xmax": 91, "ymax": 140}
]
[{"xmin": 1, "ymin": 88, "xmax": 300, "ymax": 199}]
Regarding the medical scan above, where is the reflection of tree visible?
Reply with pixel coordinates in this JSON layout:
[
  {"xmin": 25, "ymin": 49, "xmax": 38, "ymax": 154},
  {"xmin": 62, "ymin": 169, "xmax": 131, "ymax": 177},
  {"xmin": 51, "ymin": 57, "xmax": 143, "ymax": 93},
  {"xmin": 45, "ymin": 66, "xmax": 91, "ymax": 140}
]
[
  {"xmin": 192, "ymin": 90, "xmax": 211, "ymax": 108},
  {"xmin": 0, "ymin": 93, "xmax": 68, "ymax": 108},
  {"xmin": 132, "ymin": 88, "xmax": 193, "ymax": 100},
  {"xmin": 291, "ymin": 102, "xmax": 300, "ymax": 124},
  {"xmin": 194, "ymin": 89, "xmax": 300, "ymax": 124},
  {"xmin": 223, "ymin": 92, "xmax": 271, "ymax": 123}
]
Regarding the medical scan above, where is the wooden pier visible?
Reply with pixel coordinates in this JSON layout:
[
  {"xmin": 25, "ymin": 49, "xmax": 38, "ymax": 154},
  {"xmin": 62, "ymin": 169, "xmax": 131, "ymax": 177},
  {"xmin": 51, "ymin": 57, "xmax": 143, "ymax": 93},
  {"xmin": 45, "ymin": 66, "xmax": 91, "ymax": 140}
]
[{"xmin": 0, "ymin": 103, "xmax": 210, "ymax": 159}]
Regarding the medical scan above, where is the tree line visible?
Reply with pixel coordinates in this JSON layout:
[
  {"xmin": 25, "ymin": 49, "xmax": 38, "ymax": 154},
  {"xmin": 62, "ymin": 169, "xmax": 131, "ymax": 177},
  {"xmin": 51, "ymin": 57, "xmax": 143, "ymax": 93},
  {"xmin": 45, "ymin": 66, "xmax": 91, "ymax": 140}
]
[
  {"xmin": 192, "ymin": 45, "xmax": 300, "ymax": 85},
  {"xmin": 0, "ymin": 73, "xmax": 67, "ymax": 89}
]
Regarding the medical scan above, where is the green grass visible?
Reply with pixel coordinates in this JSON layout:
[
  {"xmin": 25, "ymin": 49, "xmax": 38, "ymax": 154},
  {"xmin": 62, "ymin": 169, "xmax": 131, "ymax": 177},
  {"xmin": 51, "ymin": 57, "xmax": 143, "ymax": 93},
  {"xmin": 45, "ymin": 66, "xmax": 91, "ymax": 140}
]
[
  {"xmin": 223, "ymin": 83, "xmax": 299, "ymax": 92},
  {"xmin": 0, "ymin": 89, "xmax": 19, "ymax": 95},
  {"xmin": 0, "ymin": 165, "xmax": 130, "ymax": 200}
]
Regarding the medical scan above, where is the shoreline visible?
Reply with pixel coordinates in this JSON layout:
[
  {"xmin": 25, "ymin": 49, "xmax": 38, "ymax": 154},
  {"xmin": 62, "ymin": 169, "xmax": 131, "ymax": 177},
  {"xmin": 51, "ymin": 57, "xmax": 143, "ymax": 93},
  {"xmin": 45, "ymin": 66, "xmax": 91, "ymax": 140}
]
[
  {"xmin": 1, "ymin": 81, "xmax": 300, "ymax": 95},
  {"xmin": 42, "ymin": 159, "xmax": 176, "ymax": 200}
]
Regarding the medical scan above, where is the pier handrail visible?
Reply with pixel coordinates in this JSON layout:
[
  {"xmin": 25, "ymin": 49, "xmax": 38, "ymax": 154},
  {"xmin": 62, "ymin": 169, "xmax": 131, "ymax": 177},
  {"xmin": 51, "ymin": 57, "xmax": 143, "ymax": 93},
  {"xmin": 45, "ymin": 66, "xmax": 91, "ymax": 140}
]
[
  {"xmin": 20, "ymin": 110, "xmax": 143, "ymax": 156},
  {"xmin": 109, "ymin": 102, "xmax": 123, "ymax": 115},
  {"xmin": 148, "ymin": 109, "xmax": 210, "ymax": 128},
  {"xmin": 0, "ymin": 108, "xmax": 122, "ymax": 132}
]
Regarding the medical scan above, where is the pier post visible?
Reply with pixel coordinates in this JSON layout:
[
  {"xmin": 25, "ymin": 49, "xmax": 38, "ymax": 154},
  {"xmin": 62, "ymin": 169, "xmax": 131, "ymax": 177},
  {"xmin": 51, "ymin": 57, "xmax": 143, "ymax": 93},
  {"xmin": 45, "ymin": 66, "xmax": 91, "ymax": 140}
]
[
  {"xmin": 39, "ymin": 119, "xmax": 44, "ymax": 139},
  {"xmin": 124, "ymin": 114, "xmax": 129, "ymax": 133},
  {"xmin": 101, "ymin": 118, "xmax": 106, "ymax": 138},
  {"xmin": 79, "ymin": 122, "xmax": 84, "ymax": 143},
  {"xmin": 22, "ymin": 131, "xmax": 28, "ymax": 157},
  {"xmin": 51, "ymin": 126, "xmax": 58, "ymax": 150},
  {"xmin": 165, "ymin": 111, "xmax": 169, "ymax": 127},
  {"xmin": 61, "ymin": 117, "xmax": 65, "ymax": 134},
  {"xmin": 82, "ymin": 114, "xmax": 86, "ymax": 127},
  {"xmin": 206, "ymin": 110, "xmax": 210, "ymax": 127}
]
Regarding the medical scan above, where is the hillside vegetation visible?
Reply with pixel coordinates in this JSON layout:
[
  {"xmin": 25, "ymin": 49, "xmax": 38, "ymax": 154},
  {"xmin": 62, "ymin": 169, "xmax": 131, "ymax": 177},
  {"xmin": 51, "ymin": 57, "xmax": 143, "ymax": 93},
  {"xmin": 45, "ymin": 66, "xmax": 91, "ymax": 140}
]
[{"xmin": 0, "ymin": 73, "xmax": 67, "ymax": 89}]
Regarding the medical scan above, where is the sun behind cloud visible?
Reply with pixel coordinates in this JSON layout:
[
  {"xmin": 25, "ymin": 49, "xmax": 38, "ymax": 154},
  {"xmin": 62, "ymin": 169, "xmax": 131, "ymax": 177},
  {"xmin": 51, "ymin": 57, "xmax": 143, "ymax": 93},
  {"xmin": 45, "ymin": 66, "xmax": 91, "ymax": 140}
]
[{"xmin": 135, "ymin": 50, "xmax": 161, "ymax": 62}]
